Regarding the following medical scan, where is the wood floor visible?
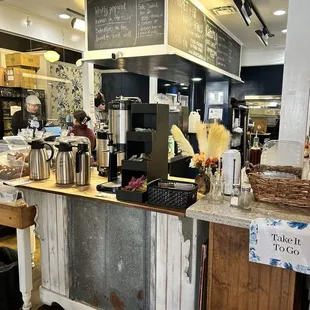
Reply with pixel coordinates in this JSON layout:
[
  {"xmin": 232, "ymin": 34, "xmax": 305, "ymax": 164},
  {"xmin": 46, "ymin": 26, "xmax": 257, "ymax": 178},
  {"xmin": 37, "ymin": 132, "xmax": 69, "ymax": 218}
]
[{"xmin": 0, "ymin": 233, "xmax": 63, "ymax": 310}]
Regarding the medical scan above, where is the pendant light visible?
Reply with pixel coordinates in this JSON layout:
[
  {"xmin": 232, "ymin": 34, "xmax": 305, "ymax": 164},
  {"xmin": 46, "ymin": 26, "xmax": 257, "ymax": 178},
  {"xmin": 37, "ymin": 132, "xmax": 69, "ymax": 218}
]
[{"xmin": 44, "ymin": 50, "xmax": 60, "ymax": 63}]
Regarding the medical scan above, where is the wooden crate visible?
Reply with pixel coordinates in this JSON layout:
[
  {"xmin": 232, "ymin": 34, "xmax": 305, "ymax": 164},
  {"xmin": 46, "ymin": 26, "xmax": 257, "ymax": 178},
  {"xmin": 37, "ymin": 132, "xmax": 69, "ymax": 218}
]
[{"xmin": 0, "ymin": 202, "xmax": 36, "ymax": 229}]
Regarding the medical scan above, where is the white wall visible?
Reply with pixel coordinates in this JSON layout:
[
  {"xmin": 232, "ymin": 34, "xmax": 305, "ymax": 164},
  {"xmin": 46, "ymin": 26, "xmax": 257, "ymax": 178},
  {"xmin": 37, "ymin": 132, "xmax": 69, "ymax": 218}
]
[
  {"xmin": 0, "ymin": 3, "xmax": 84, "ymax": 52},
  {"xmin": 242, "ymin": 48, "xmax": 285, "ymax": 67}
]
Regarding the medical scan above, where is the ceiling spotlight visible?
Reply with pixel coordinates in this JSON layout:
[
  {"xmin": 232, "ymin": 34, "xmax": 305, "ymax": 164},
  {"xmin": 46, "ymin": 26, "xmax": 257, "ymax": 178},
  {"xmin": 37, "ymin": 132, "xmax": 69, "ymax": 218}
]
[
  {"xmin": 255, "ymin": 28, "xmax": 269, "ymax": 46},
  {"xmin": 273, "ymin": 10, "xmax": 286, "ymax": 16},
  {"xmin": 282, "ymin": 29, "xmax": 287, "ymax": 33},
  {"xmin": 180, "ymin": 83, "xmax": 185, "ymax": 86},
  {"xmin": 192, "ymin": 77, "xmax": 202, "ymax": 82},
  {"xmin": 58, "ymin": 13, "xmax": 71, "ymax": 19},
  {"xmin": 71, "ymin": 18, "xmax": 85, "ymax": 32},
  {"xmin": 164, "ymin": 84, "xmax": 171, "ymax": 87},
  {"xmin": 44, "ymin": 51, "xmax": 60, "ymax": 63},
  {"xmin": 234, "ymin": 0, "xmax": 252, "ymax": 26},
  {"xmin": 182, "ymin": 87, "xmax": 188, "ymax": 90}
]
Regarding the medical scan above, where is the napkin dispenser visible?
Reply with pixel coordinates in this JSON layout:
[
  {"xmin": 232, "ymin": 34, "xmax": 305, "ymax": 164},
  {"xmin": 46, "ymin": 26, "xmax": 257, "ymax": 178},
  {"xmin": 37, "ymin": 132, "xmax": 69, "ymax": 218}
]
[{"xmin": 222, "ymin": 150, "xmax": 241, "ymax": 195}]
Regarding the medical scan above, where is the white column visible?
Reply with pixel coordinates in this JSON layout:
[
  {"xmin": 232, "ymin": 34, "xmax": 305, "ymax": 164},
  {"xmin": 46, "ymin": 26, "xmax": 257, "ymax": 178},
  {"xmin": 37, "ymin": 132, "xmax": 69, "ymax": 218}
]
[
  {"xmin": 149, "ymin": 77, "xmax": 158, "ymax": 103},
  {"xmin": 279, "ymin": 0, "xmax": 310, "ymax": 142},
  {"xmin": 82, "ymin": 62, "xmax": 95, "ymax": 127}
]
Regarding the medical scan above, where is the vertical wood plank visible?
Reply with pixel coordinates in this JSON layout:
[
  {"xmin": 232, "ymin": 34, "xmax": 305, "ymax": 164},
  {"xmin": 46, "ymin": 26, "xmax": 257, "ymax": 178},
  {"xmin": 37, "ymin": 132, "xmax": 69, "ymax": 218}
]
[
  {"xmin": 48, "ymin": 194, "xmax": 60, "ymax": 293},
  {"xmin": 236, "ymin": 228, "xmax": 249, "ymax": 310},
  {"xmin": 207, "ymin": 223, "xmax": 296, "ymax": 310},
  {"xmin": 268, "ymin": 266, "xmax": 283, "ymax": 309},
  {"xmin": 281, "ymin": 266, "xmax": 296, "ymax": 309},
  {"xmin": 23, "ymin": 189, "xmax": 51, "ymax": 290},
  {"xmin": 156, "ymin": 213, "xmax": 168, "ymax": 310},
  {"xmin": 166, "ymin": 215, "xmax": 181, "ymax": 310},
  {"xmin": 149, "ymin": 211, "xmax": 157, "ymax": 310},
  {"xmin": 56, "ymin": 195, "xmax": 69, "ymax": 297},
  {"xmin": 257, "ymin": 263, "xmax": 271, "ymax": 309},
  {"xmin": 180, "ymin": 219, "xmax": 196, "ymax": 310},
  {"xmin": 248, "ymin": 262, "xmax": 260, "ymax": 309},
  {"xmin": 40, "ymin": 194, "xmax": 51, "ymax": 290},
  {"xmin": 206, "ymin": 222, "xmax": 214, "ymax": 310},
  {"xmin": 228, "ymin": 228, "xmax": 243, "ymax": 310}
]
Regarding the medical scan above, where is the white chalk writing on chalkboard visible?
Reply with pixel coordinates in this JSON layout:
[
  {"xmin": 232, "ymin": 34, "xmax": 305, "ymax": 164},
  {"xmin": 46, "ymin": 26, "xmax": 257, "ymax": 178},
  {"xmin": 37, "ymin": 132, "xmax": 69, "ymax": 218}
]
[
  {"xmin": 137, "ymin": 0, "xmax": 164, "ymax": 39},
  {"xmin": 168, "ymin": 0, "xmax": 241, "ymax": 76},
  {"xmin": 87, "ymin": 0, "xmax": 165, "ymax": 50}
]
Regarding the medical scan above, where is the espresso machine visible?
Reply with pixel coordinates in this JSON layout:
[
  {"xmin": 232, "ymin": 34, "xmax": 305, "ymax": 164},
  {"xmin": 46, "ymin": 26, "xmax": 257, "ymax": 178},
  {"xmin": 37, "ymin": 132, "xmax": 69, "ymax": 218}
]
[{"xmin": 97, "ymin": 96, "xmax": 141, "ymax": 176}]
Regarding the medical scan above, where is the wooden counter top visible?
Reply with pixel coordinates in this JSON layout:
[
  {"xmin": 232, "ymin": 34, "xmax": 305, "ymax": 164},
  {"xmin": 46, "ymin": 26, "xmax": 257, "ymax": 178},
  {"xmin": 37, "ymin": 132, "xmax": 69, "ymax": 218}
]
[{"xmin": 18, "ymin": 170, "xmax": 200, "ymax": 217}]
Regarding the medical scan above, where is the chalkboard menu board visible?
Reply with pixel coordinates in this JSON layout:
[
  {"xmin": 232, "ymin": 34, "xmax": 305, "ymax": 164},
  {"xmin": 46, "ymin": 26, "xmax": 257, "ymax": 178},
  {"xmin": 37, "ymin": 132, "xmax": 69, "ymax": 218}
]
[
  {"xmin": 168, "ymin": 0, "xmax": 241, "ymax": 77},
  {"xmin": 87, "ymin": 0, "xmax": 165, "ymax": 50}
]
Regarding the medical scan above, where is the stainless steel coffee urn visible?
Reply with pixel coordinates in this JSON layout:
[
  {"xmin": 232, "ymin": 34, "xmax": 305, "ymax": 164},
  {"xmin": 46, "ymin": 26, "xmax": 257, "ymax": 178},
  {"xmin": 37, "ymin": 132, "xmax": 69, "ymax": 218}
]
[
  {"xmin": 29, "ymin": 140, "xmax": 54, "ymax": 180},
  {"xmin": 108, "ymin": 96, "xmax": 141, "ymax": 152},
  {"xmin": 55, "ymin": 142, "xmax": 75, "ymax": 186},
  {"xmin": 76, "ymin": 142, "xmax": 90, "ymax": 186}
]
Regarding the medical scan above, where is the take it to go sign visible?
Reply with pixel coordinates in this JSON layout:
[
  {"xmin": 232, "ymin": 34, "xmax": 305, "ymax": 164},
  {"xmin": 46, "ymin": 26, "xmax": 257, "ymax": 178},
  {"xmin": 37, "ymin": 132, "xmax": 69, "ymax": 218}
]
[{"xmin": 249, "ymin": 218, "xmax": 310, "ymax": 274}]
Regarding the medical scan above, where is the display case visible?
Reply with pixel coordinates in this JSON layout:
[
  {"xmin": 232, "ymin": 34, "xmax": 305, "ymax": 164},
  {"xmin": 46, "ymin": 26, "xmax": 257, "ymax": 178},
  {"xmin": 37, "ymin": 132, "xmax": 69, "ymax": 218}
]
[{"xmin": 0, "ymin": 87, "xmax": 46, "ymax": 139}]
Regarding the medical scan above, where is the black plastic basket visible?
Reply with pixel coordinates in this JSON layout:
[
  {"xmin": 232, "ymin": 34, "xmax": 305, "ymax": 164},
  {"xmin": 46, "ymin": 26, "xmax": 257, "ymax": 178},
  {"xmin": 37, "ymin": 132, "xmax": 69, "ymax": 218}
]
[{"xmin": 147, "ymin": 179, "xmax": 198, "ymax": 209}]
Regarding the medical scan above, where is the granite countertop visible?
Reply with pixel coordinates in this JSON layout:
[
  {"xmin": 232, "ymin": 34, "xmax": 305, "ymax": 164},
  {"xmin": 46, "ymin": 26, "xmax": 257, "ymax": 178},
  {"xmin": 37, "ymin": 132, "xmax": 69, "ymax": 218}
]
[{"xmin": 186, "ymin": 197, "xmax": 310, "ymax": 229}]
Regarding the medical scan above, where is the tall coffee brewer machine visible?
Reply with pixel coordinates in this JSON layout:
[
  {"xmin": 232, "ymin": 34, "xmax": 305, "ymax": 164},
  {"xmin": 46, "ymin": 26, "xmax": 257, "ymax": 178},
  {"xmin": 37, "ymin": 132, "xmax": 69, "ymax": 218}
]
[{"xmin": 97, "ymin": 96, "xmax": 141, "ymax": 176}]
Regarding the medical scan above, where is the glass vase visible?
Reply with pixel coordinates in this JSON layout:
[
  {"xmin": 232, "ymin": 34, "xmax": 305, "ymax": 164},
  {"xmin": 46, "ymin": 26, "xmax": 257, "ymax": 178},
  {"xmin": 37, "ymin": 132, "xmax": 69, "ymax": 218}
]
[{"xmin": 195, "ymin": 167, "xmax": 211, "ymax": 195}]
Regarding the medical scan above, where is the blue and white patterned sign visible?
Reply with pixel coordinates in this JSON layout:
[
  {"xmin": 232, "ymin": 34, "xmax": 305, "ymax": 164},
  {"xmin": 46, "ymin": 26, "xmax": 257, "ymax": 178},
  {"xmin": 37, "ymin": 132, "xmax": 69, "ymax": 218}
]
[{"xmin": 249, "ymin": 218, "xmax": 310, "ymax": 274}]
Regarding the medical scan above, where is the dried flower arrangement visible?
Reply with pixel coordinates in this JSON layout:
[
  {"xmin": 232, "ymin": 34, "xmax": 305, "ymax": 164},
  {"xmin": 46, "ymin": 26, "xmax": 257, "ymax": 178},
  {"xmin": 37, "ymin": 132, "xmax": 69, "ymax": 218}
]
[
  {"xmin": 171, "ymin": 122, "xmax": 230, "ymax": 194},
  {"xmin": 171, "ymin": 122, "xmax": 230, "ymax": 171}
]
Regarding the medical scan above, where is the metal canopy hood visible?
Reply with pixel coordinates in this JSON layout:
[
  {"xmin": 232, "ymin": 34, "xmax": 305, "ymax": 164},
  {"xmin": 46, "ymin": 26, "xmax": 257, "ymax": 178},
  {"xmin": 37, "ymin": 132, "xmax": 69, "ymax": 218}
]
[{"xmin": 84, "ymin": 0, "xmax": 243, "ymax": 84}]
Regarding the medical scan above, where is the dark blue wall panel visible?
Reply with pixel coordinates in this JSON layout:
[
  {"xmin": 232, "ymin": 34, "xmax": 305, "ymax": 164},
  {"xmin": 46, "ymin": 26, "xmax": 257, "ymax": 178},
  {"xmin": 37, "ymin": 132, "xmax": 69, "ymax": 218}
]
[
  {"xmin": 102, "ymin": 73, "xmax": 150, "ymax": 103},
  {"xmin": 231, "ymin": 65, "xmax": 284, "ymax": 100}
]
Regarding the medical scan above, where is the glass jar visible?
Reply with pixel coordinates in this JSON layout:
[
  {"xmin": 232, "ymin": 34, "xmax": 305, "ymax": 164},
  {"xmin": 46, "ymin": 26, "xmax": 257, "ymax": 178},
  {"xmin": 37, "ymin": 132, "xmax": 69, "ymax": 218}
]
[
  {"xmin": 230, "ymin": 184, "xmax": 241, "ymax": 207},
  {"xmin": 240, "ymin": 185, "xmax": 252, "ymax": 210},
  {"xmin": 209, "ymin": 172, "xmax": 224, "ymax": 204}
]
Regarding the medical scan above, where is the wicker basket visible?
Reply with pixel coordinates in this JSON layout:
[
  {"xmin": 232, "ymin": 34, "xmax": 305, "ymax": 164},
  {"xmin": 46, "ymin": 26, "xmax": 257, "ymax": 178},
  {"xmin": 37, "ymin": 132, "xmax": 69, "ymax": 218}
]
[
  {"xmin": 147, "ymin": 179, "xmax": 198, "ymax": 209},
  {"xmin": 247, "ymin": 164, "xmax": 310, "ymax": 207}
]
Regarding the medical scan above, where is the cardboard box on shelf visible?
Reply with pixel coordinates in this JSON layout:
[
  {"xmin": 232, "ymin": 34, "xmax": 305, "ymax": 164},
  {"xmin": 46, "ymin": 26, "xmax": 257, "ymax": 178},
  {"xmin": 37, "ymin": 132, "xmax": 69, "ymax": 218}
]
[
  {"xmin": 6, "ymin": 67, "xmax": 36, "ymax": 89},
  {"xmin": 0, "ymin": 67, "xmax": 5, "ymax": 86},
  {"xmin": 5, "ymin": 53, "xmax": 40, "ymax": 69}
]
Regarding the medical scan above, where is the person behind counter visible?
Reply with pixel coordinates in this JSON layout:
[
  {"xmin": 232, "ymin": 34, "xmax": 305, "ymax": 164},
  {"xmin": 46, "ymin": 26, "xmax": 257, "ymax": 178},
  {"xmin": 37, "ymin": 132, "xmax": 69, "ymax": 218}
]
[
  {"xmin": 67, "ymin": 110, "xmax": 96, "ymax": 151},
  {"xmin": 11, "ymin": 95, "xmax": 43, "ymax": 135},
  {"xmin": 95, "ymin": 92, "xmax": 108, "ymax": 124}
]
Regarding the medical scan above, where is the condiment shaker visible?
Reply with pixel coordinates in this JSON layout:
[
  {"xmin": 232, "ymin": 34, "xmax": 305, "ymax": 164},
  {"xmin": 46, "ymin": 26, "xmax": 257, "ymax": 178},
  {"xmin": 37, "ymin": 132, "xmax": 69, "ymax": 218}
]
[
  {"xmin": 240, "ymin": 185, "xmax": 252, "ymax": 210},
  {"xmin": 230, "ymin": 184, "xmax": 241, "ymax": 207}
]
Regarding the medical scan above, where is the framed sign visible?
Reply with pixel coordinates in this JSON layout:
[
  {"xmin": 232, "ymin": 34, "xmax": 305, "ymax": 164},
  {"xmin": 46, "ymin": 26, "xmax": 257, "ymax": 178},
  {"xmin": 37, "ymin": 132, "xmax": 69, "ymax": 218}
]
[
  {"xmin": 208, "ymin": 91, "xmax": 224, "ymax": 105},
  {"xmin": 249, "ymin": 218, "xmax": 310, "ymax": 274},
  {"xmin": 209, "ymin": 108, "xmax": 223, "ymax": 120}
]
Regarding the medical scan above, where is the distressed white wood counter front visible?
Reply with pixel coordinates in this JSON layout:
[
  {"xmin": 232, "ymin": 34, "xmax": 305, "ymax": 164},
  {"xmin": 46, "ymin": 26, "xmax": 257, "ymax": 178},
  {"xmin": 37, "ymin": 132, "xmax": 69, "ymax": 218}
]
[{"xmin": 19, "ymin": 174, "xmax": 207, "ymax": 310}]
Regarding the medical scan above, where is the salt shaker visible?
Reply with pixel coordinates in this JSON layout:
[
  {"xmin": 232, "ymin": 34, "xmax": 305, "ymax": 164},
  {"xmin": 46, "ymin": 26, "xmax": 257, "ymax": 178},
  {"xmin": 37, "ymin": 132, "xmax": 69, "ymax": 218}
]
[{"xmin": 230, "ymin": 184, "xmax": 241, "ymax": 207}]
